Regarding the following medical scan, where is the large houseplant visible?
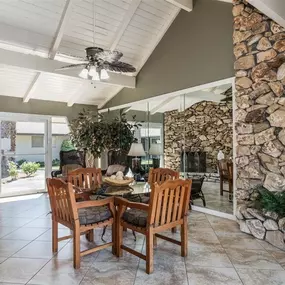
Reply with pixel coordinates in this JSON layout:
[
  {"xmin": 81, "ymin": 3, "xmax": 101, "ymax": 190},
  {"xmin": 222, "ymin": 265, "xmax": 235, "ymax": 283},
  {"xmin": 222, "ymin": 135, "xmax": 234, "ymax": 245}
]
[{"xmin": 69, "ymin": 109, "xmax": 140, "ymax": 165}]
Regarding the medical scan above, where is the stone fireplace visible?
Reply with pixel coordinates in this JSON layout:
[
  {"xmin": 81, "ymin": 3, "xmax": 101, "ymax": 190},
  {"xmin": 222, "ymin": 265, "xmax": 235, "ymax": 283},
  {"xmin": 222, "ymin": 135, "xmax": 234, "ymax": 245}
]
[
  {"xmin": 164, "ymin": 101, "xmax": 232, "ymax": 173},
  {"xmin": 233, "ymin": 0, "xmax": 285, "ymax": 250}
]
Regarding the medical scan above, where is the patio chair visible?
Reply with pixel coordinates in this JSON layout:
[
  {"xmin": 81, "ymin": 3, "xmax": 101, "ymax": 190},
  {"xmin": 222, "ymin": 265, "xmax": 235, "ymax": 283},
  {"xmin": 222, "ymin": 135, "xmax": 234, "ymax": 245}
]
[
  {"xmin": 46, "ymin": 178, "xmax": 116, "ymax": 269},
  {"xmin": 148, "ymin": 168, "xmax": 179, "ymax": 191},
  {"xmin": 67, "ymin": 168, "xmax": 103, "ymax": 201},
  {"xmin": 217, "ymin": 159, "xmax": 230, "ymax": 196},
  {"xmin": 116, "ymin": 179, "xmax": 192, "ymax": 274}
]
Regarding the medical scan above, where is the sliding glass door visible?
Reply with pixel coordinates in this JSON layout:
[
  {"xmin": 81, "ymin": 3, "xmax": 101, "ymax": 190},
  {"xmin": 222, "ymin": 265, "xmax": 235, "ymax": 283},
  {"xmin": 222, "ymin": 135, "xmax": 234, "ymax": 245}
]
[{"xmin": 0, "ymin": 113, "xmax": 52, "ymax": 197}]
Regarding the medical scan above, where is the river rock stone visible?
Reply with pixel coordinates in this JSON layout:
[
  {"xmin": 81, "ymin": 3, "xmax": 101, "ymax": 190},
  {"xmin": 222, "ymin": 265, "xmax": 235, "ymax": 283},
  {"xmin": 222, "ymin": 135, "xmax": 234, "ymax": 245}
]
[
  {"xmin": 246, "ymin": 219, "xmax": 266, "ymax": 239},
  {"xmin": 256, "ymin": 92, "xmax": 275, "ymax": 105},
  {"xmin": 234, "ymin": 55, "xmax": 255, "ymax": 70},
  {"xmin": 271, "ymin": 22, "xmax": 285, "ymax": 34},
  {"xmin": 248, "ymin": 34, "xmax": 263, "ymax": 46},
  {"xmin": 239, "ymin": 220, "xmax": 251, "ymax": 234},
  {"xmin": 264, "ymin": 219, "xmax": 279, "ymax": 230},
  {"xmin": 257, "ymin": 37, "xmax": 272, "ymax": 50},
  {"xmin": 277, "ymin": 63, "xmax": 285, "ymax": 80},
  {"xmin": 257, "ymin": 49, "xmax": 277, "ymax": 63},
  {"xmin": 236, "ymin": 70, "xmax": 248, "ymax": 77},
  {"xmin": 264, "ymin": 172, "xmax": 285, "ymax": 192},
  {"xmin": 247, "ymin": 208, "xmax": 266, "ymax": 221},
  {"xmin": 268, "ymin": 110, "xmax": 285, "ymax": 127},
  {"xmin": 255, "ymin": 127, "xmax": 276, "ymax": 145},
  {"xmin": 237, "ymin": 134, "xmax": 254, "ymax": 145},
  {"xmin": 236, "ymin": 77, "xmax": 253, "ymax": 89},
  {"xmin": 266, "ymin": 103, "xmax": 280, "ymax": 114},
  {"xmin": 234, "ymin": 30, "xmax": 253, "ymax": 44},
  {"xmin": 233, "ymin": 3, "xmax": 244, "ymax": 16},
  {"xmin": 234, "ymin": 43, "xmax": 248, "ymax": 59},
  {"xmin": 239, "ymin": 204, "xmax": 254, "ymax": 219},
  {"xmin": 279, "ymin": 218, "xmax": 285, "ymax": 232},
  {"xmin": 265, "ymin": 231, "xmax": 285, "ymax": 250},
  {"xmin": 245, "ymin": 108, "xmax": 266, "ymax": 123},
  {"xmin": 278, "ymin": 129, "xmax": 285, "ymax": 145},
  {"xmin": 264, "ymin": 211, "xmax": 279, "ymax": 221},
  {"xmin": 249, "ymin": 83, "xmax": 271, "ymax": 99},
  {"xmin": 261, "ymin": 141, "xmax": 282, "ymax": 158},
  {"xmin": 252, "ymin": 62, "xmax": 277, "ymax": 82},
  {"xmin": 252, "ymin": 21, "xmax": 269, "ymax": 35},
  {"xmin": 269, "ymin": 81, "xmax": 284, "ymax": 97},
  {"xmin": 273, "ymin": 39, "xmax": 285, "ymax": 52},
  {"xmin": 253, "ymin": 122, "xmax": 270, "ymax": 133},
  {"xmin": 236, "ymin": 123, "xmax": 253, "ymax": 134}
]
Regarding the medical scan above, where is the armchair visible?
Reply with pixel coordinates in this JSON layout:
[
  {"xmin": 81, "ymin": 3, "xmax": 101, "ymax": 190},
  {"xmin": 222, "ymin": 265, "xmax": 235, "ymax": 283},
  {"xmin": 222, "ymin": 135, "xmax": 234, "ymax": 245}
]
[
  {"xmin": 116, "ymin": 179, "xmax": 192, "ymax": 274},
  {"xmin": 46, "ymin": 178, "xmax": 116, "ymax": 269}
]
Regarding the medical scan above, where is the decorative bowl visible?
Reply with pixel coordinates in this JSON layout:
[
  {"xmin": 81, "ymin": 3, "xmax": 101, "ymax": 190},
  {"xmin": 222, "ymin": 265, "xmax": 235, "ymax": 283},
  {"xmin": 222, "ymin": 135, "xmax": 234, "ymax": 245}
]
[{"xmin": 104, "ymin": 177, "xmax": 134, "ymax": 186}]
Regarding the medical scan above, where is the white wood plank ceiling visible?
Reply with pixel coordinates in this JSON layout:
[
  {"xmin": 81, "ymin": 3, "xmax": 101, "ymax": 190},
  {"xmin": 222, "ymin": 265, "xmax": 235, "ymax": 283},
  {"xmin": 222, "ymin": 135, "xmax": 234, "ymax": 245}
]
[{"xmin": 0, "ymin": 0, "xmax": 180, "ymax": 107}]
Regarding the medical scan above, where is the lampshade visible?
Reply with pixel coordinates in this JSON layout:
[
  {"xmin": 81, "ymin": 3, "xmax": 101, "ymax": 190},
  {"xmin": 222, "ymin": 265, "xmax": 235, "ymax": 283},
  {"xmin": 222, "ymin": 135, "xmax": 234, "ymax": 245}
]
[
  {"xmin": 92, "ymin": 71, "xmax": 100, "ymax": 81},
  {"xmin": 149, "ymin": 143, "xmax": 163, "ymax": 155},
  {"xmin": 128, "ymin": 143, "xmax": 146, "ymax": 157},
  {"xmin": 88, "ymin": 66, "xmax": 96, "ymax": 77},
  {"xmin": 79, "ymin": 68, "xmax": 88, "ymax": 79},
  {"xmin": 101, "ymin": 69, "xmax": 109, "ymax": 80}
]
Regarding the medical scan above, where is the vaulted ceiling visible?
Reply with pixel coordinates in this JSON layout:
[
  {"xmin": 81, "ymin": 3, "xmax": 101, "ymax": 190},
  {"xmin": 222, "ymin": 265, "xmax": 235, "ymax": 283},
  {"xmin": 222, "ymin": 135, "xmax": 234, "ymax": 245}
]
[{"xmin": 0, "ymin": 0, "xmax": 180, "ymax": 107}]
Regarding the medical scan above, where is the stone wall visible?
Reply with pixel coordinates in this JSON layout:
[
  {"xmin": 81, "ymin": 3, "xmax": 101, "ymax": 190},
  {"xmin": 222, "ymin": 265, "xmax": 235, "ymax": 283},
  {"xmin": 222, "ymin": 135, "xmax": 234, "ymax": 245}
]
[
  {"xmin": 233, "ymin": 0, "xmax": 285, "ymax": 250},
  {"xmin": 234, "ymin": 0, "xmax": 285, "ymax": 201},
  {"xmin": 164, "ymin": 101, "xmax": 232, "ymax": 172}
]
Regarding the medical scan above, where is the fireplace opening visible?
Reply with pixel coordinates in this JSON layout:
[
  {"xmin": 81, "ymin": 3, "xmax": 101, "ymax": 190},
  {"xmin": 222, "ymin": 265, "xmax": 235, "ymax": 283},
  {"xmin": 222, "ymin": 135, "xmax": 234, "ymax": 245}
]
[{"xmin": 181, "ymin": 151, "xmax": 207, "ymax": 173}]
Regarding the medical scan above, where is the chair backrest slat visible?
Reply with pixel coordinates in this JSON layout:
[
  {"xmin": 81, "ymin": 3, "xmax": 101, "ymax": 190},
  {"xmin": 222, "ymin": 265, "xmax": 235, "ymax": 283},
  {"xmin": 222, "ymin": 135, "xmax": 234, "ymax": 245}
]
[
  {"xmin": 68, "ymin": 168, "xmax": 102, "ymax": 190},
  {"xmin": 46, "ymin": 178, "xmax": 78, "ymax": 225},
  {"xmin": 149, "ymin": 179, "xmax": 192, "ymax": 227},
  {"xmin": 148, "ymin": 168, "xmax": 179, "ymax": 191}
]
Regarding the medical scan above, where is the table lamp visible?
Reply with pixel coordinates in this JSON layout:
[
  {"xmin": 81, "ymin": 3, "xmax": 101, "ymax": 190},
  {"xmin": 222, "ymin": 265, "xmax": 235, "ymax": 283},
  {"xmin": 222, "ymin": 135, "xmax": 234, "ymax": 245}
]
[
  {"xmin": 149, "ymin": 143, "xmax": 163, "ymax": 168},
  {"xmin": 128, "ymin": 143, "xmax": 146, "ymax": 177}
]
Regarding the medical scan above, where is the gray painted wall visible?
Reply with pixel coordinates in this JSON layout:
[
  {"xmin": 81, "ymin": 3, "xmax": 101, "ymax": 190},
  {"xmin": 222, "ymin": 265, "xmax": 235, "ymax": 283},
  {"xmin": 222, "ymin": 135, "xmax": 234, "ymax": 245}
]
[
  {"xmin": 103, "ymin": 0, "xmax": 234, "ymax": 109},
  {"xmin": 0, "ymin": 96, "xmax": 97, "ymax": 121}
]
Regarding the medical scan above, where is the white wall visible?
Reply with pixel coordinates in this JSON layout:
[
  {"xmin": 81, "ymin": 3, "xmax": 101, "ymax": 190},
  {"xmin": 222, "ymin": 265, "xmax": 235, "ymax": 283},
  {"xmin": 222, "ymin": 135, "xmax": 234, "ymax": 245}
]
[{"xmin": 15, "ymin": 135, "xmax": 69, "ymax": 162}]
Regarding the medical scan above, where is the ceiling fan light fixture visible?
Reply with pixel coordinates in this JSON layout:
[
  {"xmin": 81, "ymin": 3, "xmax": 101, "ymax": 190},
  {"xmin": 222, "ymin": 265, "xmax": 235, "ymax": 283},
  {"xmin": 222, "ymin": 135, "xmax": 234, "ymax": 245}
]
[
  {"xmin": 100, "ymin": 69, "xmax": 109, "ymax": 80},
  {"xmin": 88, "ymin": 66, "xmax": 97, "ymax": 77},
  {"xmin": 78, "ymin": 68, "xmax": 88, "ymax": 79},
  {"xmin": 92, "ymin": 71, "xmax": 100, "ymax": 81}
]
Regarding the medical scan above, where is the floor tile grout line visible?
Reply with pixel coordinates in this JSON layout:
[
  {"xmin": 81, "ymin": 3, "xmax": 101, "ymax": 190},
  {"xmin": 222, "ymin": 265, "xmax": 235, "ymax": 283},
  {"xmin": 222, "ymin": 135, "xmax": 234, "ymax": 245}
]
[{"xmin": 132, "ymin": 239, "xmax": 145, "ymax": 285}]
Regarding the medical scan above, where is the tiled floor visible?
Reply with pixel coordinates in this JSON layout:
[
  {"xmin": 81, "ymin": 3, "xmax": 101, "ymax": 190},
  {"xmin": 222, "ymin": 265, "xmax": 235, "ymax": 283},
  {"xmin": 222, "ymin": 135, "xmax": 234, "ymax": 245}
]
[{"xmin": 0, "ymin": 194, "xmax": 285, "ymax": 285}]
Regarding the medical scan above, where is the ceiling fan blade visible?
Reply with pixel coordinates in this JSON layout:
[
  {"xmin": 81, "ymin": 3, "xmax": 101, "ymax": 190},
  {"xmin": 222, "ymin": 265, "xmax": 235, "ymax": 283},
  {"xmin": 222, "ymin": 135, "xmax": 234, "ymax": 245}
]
[
  {"xmin": 103, "ymin": 61, "xmax": 136, "ymax": 73},
  {"xmin": 96, "ymin": 50, "xmax": 123, "ymax": 62},
  {"xmin": 55, "ymin": 63, "xmax": 88, "ymax": 71}
]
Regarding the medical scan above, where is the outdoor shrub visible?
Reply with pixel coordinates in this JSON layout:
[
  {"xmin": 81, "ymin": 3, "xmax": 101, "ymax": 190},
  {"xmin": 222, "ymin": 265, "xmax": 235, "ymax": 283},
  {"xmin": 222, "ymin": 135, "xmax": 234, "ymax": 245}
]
[
  {"xmin": 21, "ymin": 162, "xmax": 40, "ymax": 177},
  {"xmin": 254, "ymin": 185, "xmax": 285, "ymax": 217},
  {"xmin": 17, "ymin": 159, "xmax": 27, "ymax": 167},
  {"xmin": 52, "ymin": 159, "xmax": 60, "ymax": 167},
  {"xmin": 8, "ymin": 161, "xmax": 18, "ymax": 179},
  {"xmin": 36, "ymin": 161, "xmax": 45, "ymax": 168}
]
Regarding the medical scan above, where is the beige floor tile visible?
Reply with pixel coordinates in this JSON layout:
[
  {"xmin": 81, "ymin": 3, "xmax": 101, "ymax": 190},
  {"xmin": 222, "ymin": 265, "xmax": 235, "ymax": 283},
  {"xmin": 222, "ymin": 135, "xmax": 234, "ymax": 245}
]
[
  {"xmin": 269, "ymin": 250, "xmax": 285, "ymax": 269},
  {"xmin": 28, "ymin": 259, "xmax": 88, "ymax": 285},
  {"xmin": 0, "ymin": 226, "xmax": 18, "ymax": 238},
  {"xmin": 0, "ymin": 217, "xmax": 34, "ymax": 227},
  {"xmin": 35, "ymin": 228, "xmax": 72, "ymax": 242},
  {"xmin": 0, "ymin": 257, "xmax": 48, "ymax": 284},
  {"xmin": 187, "ymin": 266, "xmax": 243, "ymax": 285},
  {"xmin": 0, "ymin": 240, "xmax": 30, "ymax": 257},
  {"xmin": 2, "ymin": 227, "xmax": 48, "ymax": 241},
  {"xmin": 236, "ymin": 268, "xmax": 285, "ymax": 285},
  {"xmin": 13, "ymin": 241, "xmax": 65, "ymax": 259},
  {"xmin": 81, "ymin": 261, "xmax": 137, "ymax": 285},
  {"xmin": 226, "ymin": 248, "xmax": 283, "ymax": 270}
]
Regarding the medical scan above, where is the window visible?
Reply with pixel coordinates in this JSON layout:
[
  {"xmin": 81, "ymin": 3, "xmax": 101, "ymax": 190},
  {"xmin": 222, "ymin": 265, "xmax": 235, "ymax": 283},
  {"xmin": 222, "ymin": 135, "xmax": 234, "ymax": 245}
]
[{"xmin": 31, "ymin": 135, "xmax": 44, "ymax": 148}]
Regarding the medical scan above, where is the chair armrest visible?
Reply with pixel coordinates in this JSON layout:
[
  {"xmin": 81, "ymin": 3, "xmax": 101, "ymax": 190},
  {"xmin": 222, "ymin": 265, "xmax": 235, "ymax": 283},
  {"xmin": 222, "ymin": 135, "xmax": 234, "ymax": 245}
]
[
  {"xmin": 115, "ymin": 197, "xmax": 149, "ymax": 212},
  {"xmin": 76, "ymin": 196, "xmax": 114, "ymax": 209}
]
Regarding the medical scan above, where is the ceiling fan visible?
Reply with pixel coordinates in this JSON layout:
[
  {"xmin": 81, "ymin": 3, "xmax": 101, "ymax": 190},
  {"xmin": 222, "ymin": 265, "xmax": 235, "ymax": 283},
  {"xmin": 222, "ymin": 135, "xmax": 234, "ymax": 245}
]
[{"xmin": 56, "ymin": 47, "xmax": 136, "ymax": 81}]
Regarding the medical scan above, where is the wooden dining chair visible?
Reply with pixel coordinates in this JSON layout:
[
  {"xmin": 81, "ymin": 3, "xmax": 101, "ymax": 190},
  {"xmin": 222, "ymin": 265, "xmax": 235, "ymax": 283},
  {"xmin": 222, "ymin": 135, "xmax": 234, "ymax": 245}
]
[
  {"xmin": 148, "ymin": 168, "xmax": 179, "ymax": 191},
  {"xmin": 46, "ymin": 178, "xmax": 116, "ymax": 269},
  {"xmin": 116, "ymin": 179, "xmax": 192, "ymax": 274},
  {"xmin": 227, "ymin": 161, "xmax": 233, "ymax": 202},
  {"xmin": 217, "ymin": 159, "xmax": 230, "ymax": 196}
]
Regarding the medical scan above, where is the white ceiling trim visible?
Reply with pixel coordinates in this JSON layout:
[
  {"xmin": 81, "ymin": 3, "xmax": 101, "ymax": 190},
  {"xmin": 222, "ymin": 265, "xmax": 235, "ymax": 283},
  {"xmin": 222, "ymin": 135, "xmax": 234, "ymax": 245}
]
[
  {"xmin": 23, "ymin": 72, "xmax": 42, "ymax": 103},
  {"xmin": 150, "ymin": 97, "xmax": 175, "ymax": 114},
  {"xmin": 110, "ymin": 0, "xmax": 141, "ymax": 51},
  {"xmin": 49, "ymin": 0, "xmax": 74, "ymax": 59},
  {"xmin": 0, "ymin": 48, "xmax": 135, "ymax": 88},
  {"xmin": 166, "ymin": 0, "xmax": 193, "ymax": 12}
]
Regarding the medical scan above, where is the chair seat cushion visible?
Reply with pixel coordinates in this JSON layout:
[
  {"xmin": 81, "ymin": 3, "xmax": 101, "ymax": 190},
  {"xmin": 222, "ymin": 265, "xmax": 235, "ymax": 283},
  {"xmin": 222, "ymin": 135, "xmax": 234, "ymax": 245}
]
[
  {"xmin": 78, "ymin": 206, "xmax": 112, "ymax": 225},
  {"xmin": 122, "ymin": 209, "xmax": 148, "ymax": 227}
]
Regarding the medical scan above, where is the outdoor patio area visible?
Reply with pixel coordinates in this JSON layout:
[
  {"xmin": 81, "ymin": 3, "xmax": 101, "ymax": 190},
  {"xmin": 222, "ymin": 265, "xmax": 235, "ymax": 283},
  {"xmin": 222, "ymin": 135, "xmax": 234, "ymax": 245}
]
[{"xmin": 0, "ymin": 194, "xmax": 284, "ymax": 285}]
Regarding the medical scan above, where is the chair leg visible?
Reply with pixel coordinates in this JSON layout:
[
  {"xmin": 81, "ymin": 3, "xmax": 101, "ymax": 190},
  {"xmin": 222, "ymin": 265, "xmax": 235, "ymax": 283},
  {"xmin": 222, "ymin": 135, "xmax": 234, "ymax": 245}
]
[
  {"xmin": 181, "ymin": 218, "xmax": 188, "ymax": 257},
  {"xmin": 52, "ymin": 220, "xmax": 58, "ymax": 253},
  {"xmin": 153, "ymin": 234, "xmax": 157, "ymax": 247},
  {"xmin": 86, "ymin": 229, "xmax": 94, "ymax": 242},
  {"xmin": 112, "ymin": 221, "xmax": 116, "ymax": 255},
  {"xmin": 146, "ymin": 229, "xmax": 154, "ymax": 274},
  {"xmin": 220, "ymin": 178, "xmax": 223, "ymax": 196},
  {"xmin": 117, "ymin": 221, "xmax": 123, "ymax": 257},
  {"xmin": 73, "ymin": 226, "xmax": 81, "ymax": 269}
]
